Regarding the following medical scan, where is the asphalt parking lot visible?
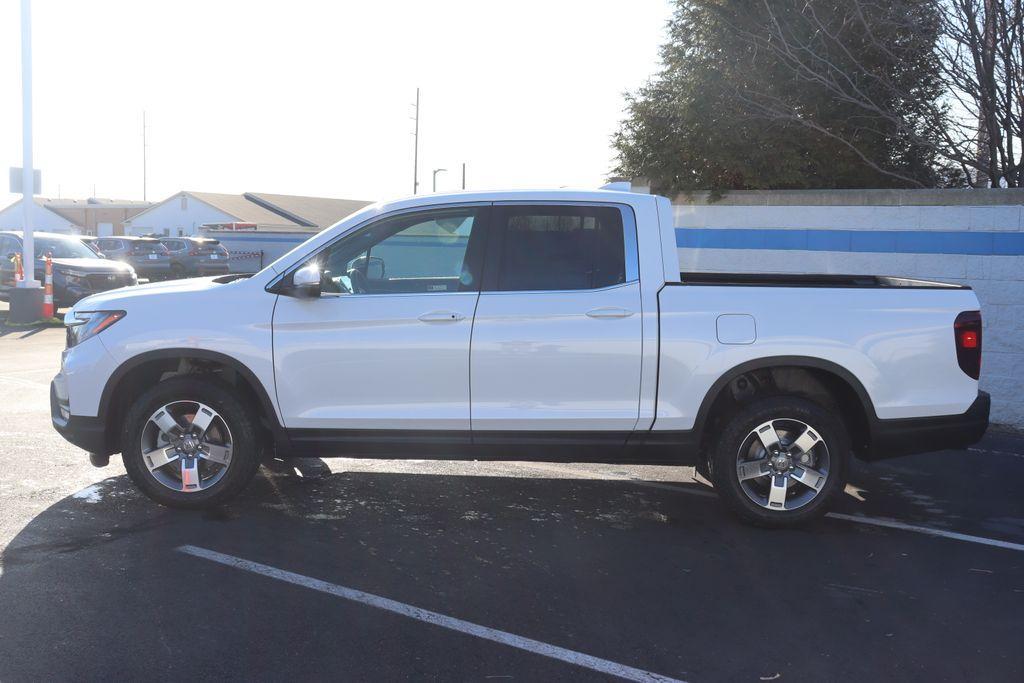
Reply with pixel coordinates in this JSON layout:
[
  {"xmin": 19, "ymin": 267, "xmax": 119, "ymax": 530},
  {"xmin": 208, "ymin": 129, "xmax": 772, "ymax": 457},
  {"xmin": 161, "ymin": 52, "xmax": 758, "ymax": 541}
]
[{"xmin": 1, "ymin": 318, "xmax": 1023, "ymax": 682}]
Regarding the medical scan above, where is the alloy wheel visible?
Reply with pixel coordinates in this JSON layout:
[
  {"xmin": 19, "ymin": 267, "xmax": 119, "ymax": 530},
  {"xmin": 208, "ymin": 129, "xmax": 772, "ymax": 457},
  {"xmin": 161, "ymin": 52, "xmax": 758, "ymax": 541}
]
[
  {"xmin": 140, "ymin": 400, "xmax": 233, "ymax": 492},
  {"xmin": 735, "ymin": 418, "xmax": 830, "ymax": 511}
]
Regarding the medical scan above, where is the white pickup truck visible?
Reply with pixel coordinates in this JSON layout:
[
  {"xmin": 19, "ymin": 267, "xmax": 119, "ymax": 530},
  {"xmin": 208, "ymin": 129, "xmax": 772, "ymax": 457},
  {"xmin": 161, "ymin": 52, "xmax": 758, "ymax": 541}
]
[{"xmin": 51, "ymin": 188, "xmax": 989, "ymax": 526}]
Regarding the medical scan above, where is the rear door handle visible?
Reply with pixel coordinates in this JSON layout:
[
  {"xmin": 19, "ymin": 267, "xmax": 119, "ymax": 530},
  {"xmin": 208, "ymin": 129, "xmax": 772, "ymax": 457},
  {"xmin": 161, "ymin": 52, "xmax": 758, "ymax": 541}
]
[
  {"xmin": 585, "ymin": 307, "xmax": 634, "ymax": 319},
  {"xmin": 418, "ymin": 310, "xmax": 466, "ymax": 323}
]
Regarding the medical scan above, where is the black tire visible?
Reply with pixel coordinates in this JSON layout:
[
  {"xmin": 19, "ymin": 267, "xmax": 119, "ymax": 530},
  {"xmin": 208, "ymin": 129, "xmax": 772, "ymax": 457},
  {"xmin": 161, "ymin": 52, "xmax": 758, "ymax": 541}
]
[
  {"xmin": 710, "ymin": 396, "xmax": 849, "ymax": 527},
  {"xmin": 122, "ymin": 376, "xmax": 262, "ymax": 509},
  {"xmin": 169, "ymin": 264, "xmax": 186, "ymax": 280}
]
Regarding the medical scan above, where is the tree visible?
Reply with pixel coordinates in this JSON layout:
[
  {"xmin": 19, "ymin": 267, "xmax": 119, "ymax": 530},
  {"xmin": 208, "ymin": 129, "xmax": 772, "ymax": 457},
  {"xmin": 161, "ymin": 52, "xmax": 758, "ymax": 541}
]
[
  {"xmin": 723, "ymin": 0, "xmax": 1024, "ymax": 187},
  {"xmin": 934, "ymin": 0, "xmax": 1024, "ymax": 186},
  {"xmin": 613, "ymin": 0, "xmax": 955, "ymax": 194}
]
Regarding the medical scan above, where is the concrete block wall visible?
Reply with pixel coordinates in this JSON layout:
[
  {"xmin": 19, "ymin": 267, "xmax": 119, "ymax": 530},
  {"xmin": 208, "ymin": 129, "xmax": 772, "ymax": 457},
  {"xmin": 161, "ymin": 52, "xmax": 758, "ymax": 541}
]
[{"xmin": 670, "ymin": 189, "xmax": 1024, "ymax": 430}]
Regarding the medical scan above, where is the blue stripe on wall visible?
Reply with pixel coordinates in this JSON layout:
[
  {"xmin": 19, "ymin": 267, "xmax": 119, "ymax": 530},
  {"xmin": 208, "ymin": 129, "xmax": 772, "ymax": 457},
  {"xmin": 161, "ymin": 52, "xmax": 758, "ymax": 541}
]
[{"xmin": 675, "ymin": 228, "xmax": 1024, "ymax": 255}]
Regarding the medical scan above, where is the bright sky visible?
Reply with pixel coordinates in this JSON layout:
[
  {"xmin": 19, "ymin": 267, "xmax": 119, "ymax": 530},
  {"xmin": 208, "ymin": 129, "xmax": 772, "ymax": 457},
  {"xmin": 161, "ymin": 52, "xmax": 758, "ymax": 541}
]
[{"xmin": 0, "ymin": 0, "xmax": 672, "ymax": 208}]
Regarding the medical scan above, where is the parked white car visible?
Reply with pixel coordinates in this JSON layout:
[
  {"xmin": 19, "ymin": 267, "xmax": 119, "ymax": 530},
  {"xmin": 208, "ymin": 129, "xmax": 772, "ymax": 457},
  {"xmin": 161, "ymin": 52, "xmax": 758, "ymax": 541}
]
[{"xmin": 51, "ymin": 188, "xmax": 989, "ymax": 525}]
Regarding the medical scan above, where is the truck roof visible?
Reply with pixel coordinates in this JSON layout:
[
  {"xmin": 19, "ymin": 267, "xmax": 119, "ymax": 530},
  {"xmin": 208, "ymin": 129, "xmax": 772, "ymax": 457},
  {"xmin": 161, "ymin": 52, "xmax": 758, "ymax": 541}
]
[{"xmin": 362, "ymin": 188, "xmax": 656, "ymax": 214}]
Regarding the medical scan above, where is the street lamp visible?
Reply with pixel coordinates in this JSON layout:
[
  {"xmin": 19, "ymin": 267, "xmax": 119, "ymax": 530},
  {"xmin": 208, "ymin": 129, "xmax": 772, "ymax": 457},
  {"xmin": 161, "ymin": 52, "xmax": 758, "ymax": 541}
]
[{"xmin": 432, "ymin": 168, "xmax": 447, "ymax": 193}]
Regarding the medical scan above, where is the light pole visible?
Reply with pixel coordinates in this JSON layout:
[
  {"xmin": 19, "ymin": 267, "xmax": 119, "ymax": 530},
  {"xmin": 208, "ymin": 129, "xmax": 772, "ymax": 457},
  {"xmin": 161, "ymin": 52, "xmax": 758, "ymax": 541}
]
[
  {"xmin": 20, "ymin": 0, "xmax": 35, "ymax": 288},
  {"xmin": 10, "ymin": 0, "xmax": 43, "ymax": 323},
  {"xmin": 432, "ymin": 168, "xmax": 447, "ymax": 192}
]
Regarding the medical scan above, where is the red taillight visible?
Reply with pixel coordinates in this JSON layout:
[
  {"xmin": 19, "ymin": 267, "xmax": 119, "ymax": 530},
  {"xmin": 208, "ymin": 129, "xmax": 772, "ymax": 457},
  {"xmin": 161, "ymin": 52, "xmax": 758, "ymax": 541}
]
[
  {"xmin": 188, "ymin": 249, "xmax": 200, "ymax": 256},
  {"xmin": 954, "ymin": 311, "xmax": 982, "ymax": 379}
]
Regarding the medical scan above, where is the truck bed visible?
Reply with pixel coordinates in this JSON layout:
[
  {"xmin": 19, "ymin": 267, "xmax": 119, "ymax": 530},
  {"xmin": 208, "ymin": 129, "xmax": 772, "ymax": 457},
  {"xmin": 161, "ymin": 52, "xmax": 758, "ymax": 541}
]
[{"xmin": 678, "ymin": 272, "xmax": 969, "ymax": 289}]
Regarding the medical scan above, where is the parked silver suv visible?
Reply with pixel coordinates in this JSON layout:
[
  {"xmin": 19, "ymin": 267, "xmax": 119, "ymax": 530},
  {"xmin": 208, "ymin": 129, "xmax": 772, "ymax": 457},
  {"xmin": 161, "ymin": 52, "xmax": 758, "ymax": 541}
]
[
  {"xmin": 95, "ymin": 236, "xmax": 171, "ymax": 281},
  {"xmin": 159, "ymin": 237, "xmax": 231, "ymax": 278}
]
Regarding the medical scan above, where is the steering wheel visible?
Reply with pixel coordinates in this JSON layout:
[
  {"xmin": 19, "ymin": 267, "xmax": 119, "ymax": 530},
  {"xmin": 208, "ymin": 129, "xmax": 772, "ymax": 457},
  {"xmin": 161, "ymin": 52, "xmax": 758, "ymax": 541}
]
[{"xmin": 347, "ymin": 267, "xmax": 368, "ymax": 294}]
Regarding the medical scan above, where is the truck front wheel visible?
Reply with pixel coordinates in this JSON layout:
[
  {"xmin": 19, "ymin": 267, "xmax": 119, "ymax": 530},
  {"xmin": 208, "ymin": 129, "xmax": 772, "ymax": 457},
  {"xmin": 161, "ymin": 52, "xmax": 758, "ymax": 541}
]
[
  {"xmin": 710, "ymin": 396, "xmax": 849, "ymax": 527},
  {"xmin": 121, "ymin": 376, "xmax": 262, "ymax": 509}
]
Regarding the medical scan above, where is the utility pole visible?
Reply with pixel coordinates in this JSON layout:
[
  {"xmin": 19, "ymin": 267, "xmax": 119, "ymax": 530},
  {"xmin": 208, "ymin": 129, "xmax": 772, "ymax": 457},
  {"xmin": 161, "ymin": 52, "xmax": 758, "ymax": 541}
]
[
  {"xmin": 142, "ymin": 111, "xmax": 148, "ymax": 201},
  {"xmin": 461, "ymin": 162, "xmax": 466, "ymax": 190},
  {"xmin": 411, "ymin": 88, "xmax": 420, "ymax": 194}
]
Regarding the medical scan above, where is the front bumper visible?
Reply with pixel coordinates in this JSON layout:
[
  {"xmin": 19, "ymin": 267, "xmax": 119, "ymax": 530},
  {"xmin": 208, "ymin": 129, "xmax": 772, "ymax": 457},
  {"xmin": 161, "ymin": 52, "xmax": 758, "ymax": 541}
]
[
  {"xmin": 50, "ymin": 380, "xmax": 111, "ymax": 455},
  {"xmin": 867, "ymin": 391, "xmax": 990, "ymax": 460}
]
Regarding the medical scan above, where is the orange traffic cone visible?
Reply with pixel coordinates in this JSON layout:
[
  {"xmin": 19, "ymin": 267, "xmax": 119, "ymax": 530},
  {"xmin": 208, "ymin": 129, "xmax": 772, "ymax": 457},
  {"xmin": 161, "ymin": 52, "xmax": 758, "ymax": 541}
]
[{"xmin": 42, "ymin": 253, "xmax": 54, "ymax": 317}]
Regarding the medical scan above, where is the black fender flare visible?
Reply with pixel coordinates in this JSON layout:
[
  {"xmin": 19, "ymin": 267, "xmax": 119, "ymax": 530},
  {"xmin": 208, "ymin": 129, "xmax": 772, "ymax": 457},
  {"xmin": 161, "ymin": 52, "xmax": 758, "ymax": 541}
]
[
  {"xmin": 98, "ymin": 348, "xmax": 290, "ymax": 453},
  {"xmin": 689, "ymin": 355, "xmax": 878, "ymax": 435}
]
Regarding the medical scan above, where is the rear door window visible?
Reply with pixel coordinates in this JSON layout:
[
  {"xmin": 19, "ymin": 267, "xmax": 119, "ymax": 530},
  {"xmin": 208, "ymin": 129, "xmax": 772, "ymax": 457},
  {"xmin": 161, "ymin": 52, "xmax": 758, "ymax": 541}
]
[
  {"xmin": 486, "ymin": 205, "xmax": 629, "ymax": 292},
  {"xmin": 195, "ymin": 240, "xmax": 225, "ymax": 254}
]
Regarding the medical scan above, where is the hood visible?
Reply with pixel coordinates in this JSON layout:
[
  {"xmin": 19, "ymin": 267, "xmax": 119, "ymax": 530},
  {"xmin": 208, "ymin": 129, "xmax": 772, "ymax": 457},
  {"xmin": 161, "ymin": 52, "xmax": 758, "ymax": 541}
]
[
  {"xmin": 48, "ymin": 257, "xmax": 134, "ymax": 274},
  {"xmin": 72, "ymin": 275, "xmax": 224, "ymax": 309}
]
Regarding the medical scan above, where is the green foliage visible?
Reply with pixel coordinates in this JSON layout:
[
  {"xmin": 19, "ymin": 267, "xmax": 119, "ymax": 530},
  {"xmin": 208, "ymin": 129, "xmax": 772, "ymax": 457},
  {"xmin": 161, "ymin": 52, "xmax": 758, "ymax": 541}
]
[{"xmin": 613, "ymin": 0, "xmax": 957, "ymax": 194}]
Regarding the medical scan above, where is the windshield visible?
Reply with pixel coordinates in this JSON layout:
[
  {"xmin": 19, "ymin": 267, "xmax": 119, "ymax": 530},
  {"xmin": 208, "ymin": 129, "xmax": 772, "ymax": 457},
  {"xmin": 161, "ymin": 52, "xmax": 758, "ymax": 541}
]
[{"xmin": 33, "ymin": 236, "xmax": 99, "ymax": 260}]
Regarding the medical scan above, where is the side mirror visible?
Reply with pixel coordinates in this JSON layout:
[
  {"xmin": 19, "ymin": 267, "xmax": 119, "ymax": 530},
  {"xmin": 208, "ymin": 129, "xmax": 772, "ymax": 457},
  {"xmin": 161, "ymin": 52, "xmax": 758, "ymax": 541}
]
[{"xmin": 290, "ymin": 263, "xmax": 322, "ymax": 298}]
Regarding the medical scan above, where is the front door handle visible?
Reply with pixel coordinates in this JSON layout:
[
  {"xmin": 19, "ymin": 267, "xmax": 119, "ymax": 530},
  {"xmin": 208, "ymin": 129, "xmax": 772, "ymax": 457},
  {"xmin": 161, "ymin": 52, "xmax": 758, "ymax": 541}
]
[
  {"xmin": 418, "ymin": 310, "xmax": 466, "ymax": 323},
  {"xmin": 586, "ymin": 307, "xmax": 634, "ymax": 319}
]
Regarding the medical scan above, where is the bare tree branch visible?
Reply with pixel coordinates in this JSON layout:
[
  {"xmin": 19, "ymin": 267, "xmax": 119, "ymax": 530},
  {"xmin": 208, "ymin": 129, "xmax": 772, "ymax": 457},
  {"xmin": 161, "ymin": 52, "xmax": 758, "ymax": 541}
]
[{"xmin": 712, "ymin": 0, "xmax": 1024, "ymax": 187}]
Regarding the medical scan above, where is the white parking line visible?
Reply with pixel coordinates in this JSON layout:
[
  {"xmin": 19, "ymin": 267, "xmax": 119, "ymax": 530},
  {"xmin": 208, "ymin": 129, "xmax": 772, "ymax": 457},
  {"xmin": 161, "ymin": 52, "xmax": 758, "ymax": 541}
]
[
  {"xmin": 969, "ymin": 447, "xmax": 1024, "ymax": 460},
  {"xmin": 177, "ymin": 545, "xmax": 686, "ymax": 683},
  {"xmin": 512, "ymin": 464, "xmax": 1024, "ymax": 553},
  {"xmin": 662, "ymin": 480, "xmax": 1024, "ymax": 553},
  {"xmin": 824, "ymin": 513, "xmax": 1024, "ymax": 552}
]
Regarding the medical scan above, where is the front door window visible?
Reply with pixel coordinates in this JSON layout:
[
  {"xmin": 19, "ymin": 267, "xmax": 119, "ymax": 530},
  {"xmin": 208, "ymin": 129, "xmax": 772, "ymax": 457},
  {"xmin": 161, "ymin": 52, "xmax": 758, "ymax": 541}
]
[{"xmin": 310, "ymin": 207, "xmax": 484, "ymax": 295}]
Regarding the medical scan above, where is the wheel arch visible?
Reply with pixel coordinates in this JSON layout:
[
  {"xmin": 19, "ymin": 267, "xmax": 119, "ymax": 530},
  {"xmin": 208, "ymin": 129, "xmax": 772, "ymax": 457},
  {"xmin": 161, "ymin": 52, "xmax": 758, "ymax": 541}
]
[
  {"xmin": 98, "ymin": 348, "xmax": 288, "ymax": 456},
  {"xmin": 693, "ymin": 355, "xmax": 877, "ymax": 458}
]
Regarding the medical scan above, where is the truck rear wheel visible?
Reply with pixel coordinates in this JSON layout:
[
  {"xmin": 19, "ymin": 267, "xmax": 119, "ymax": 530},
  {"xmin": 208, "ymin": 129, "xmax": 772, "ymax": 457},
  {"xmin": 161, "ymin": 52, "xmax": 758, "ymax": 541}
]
[
  {"xmin": 710, "ymin": 396, "xmax": 848, "ymax": 527},
  {"xmin": 121, "ymin": 376, "xmax": 262, "ymax": 509}
]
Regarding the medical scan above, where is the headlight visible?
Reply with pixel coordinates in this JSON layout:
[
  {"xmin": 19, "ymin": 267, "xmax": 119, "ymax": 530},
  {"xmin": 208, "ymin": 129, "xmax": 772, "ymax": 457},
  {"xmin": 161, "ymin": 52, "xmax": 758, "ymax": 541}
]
[{"xmin": 64, "ymin": 310, "xmax": 126, "ymax": 347}]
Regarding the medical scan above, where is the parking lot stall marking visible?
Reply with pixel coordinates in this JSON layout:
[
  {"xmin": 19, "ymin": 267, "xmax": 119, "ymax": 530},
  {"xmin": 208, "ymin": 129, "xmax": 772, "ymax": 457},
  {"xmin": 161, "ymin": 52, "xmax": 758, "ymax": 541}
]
[
  {"xmin": 824, "ymin": 513, "xmax": 1024, "ymax": 552},
  {"xmin": 510, "ymin": 464, "xmax": 1024, "ymax": 553},
  {"xmin": 177, "ymin": 545, "xmax": 686, "ymax": 683},
  {"xmin": 969, "ymin": 447, "xmax": 1024, "ymax": 460}
]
